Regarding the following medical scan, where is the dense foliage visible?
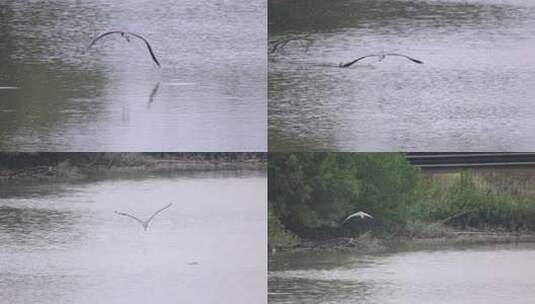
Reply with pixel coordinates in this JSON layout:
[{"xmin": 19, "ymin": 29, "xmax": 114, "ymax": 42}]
[
  {"xmin": 269, "ymin": 153, "xmax": 420, "ymax": 238},
  {"xmin": 414, "ymin": 171, "xmax": 535, "ymax": 231},
  {"xmin": 269, "ymin": 153, "xmax": 535, "ymax": 248}
]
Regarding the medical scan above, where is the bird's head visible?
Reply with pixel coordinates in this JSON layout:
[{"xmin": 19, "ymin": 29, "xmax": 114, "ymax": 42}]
[{"xmin": 120, "ymin": 32, "xmax": 131, "ymax": 43}]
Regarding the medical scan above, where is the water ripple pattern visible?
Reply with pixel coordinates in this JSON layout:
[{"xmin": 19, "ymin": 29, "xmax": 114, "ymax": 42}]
[
  {"xmin": 0, "ymin": 170, "xmax": 267, "ymax": 304},
  {"xmin": 269, "ymin": 0, "xmax": 535, "ymax": 151},
  {"xmin": 0, "ymin": 0, "xmax": 267, "ymax": 151},
  {"xmin": 269, "ymin": 243, "xmax": 535, "ymax": 304}
]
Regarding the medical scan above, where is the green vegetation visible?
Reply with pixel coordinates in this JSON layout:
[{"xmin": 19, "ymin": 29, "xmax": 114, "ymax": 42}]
[
  {"xmin": 269, "ymin": 153, "xmax": 535, "ymax": 250},
  {"xmin": 414, "ymin": 171, "xmax": 535, "ymax": 232},
  {"xmin": 268, "ymin": 206, "xmax": 299, "ymax": 250}
]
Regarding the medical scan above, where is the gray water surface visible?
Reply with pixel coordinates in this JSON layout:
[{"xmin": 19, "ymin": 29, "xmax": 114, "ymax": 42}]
[
  {"xmin": 269, "ymin": 243, "xmax": 535, "ymax": 304},
  {"xmin": 0, "ymin": 0, "xmax": 266, "ymax": 151},
  {"xmin": 0, "ymin": 170, "xmax": 267, "ymax": 304},
  {"xmin": 269, "ymin": 0, "xmax": 535, "ymax": 151}
]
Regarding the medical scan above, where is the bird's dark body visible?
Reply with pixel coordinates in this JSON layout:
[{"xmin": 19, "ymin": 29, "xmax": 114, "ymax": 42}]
[
  {"xmin": 339, "ymin": 53, "xmax": 423, "ymax": 68},
  {"xmin": 86, "ymin": 30, "xmax": 161, "ymax": 67},
  {"xmin": 114, "ymin": 203, "xmax": 173, "ymax": 231}
]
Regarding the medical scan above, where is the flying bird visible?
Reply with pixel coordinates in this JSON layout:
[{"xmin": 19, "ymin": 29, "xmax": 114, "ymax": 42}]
[
  {"xmin": 342, "ymin": 211, "xmax": 374, "ymax": 225},
  {"xmin": 114, "ymin": 203, "xmax": 172, "ymax": 231},
  {"xmin": 86, "ymin": 31, "xmax": 161, "ymax": 67},
  {"xmin": 339, "ymin": 53, "xmax": 423, "ymax": 68}
]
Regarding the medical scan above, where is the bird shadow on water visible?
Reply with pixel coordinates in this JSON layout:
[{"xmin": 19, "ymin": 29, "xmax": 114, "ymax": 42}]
[
  {"xmin": 147, "ymin": 82, "xmax": 160, "ymax": 107},
  {"xmin": 145, "ymin": 81, "xmax": 198, "ymax": 108}
]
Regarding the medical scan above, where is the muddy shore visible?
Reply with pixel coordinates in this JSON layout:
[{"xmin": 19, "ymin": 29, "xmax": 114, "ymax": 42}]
[
  {"xmin": 0, "ymin": 154, "xmax": 266, "ymax": 182},
  {"xmin": 270, "ymin": 230, "xmax": 535, "ymax": 256}
]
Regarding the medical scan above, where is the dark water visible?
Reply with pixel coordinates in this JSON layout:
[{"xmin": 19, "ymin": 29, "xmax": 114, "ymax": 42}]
[
  {"xmin": 0, "ymin": 0, "xmax": 266, "ymax": 151},
  {"xmin": 269, "ymin": 243, "xmax": 535, "ymax": 304},
  {"xmin": 269, "ymin": 0, "xmax": 535, "ymax": 151},
  {"xmin": 0, "ymin": 170, "xmax": 267, "ymax": 304}
]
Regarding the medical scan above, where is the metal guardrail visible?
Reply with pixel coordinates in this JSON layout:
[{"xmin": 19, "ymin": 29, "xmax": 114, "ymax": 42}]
[{"xmin": 405, "ymin": 153, "xmax": 535, "ymax": 168}]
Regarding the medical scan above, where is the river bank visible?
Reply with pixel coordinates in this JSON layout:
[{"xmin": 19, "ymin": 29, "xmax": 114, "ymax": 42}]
[
  {"xmin": 0, "ymin": 153, "xmax": 266, "ymax": 182},
  {"xmin": 270, "ymin": 229, "xmax": 535, "ymax": 257}
]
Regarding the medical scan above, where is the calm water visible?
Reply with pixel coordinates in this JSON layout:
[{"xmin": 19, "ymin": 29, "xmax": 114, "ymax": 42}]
[
  {"xmin": 0, "ymin": 0, "xmax": 266, "ymax": 151},
  {"xmin": 269, "ymin": 243, "xmax": 535, "ymax": 304},
  {"xmin": 0, "ymin": 170, "xmax": 266, "ymax": 304},
  {"xmin": 269, "ymin": 0, "xmax": 535, "ymax": 151}
]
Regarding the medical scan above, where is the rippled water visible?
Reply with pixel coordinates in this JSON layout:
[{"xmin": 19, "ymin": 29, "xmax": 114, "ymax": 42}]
[
  {"xmin": 269, "ymin": 0, "xmax": 535, "ymax": 151},
  {"xmin": 269, "ymin": 243, "xmax": 535, "ymax": 304},
  {"xmin": 0, "ymin": 170, "xmax": 266, "ymax": 304},
  {"xmin": 0, "ymin": 0, "xmax": 266, "ymax": 151}
]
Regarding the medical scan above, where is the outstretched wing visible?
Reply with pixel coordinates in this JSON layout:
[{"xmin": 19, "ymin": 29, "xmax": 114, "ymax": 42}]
[
  {"xmin": 86, "ymin": 31, "xmax": 124, "ymax": 52},
  {"xmin": 342, "ymin": 213, "xmax": 359, "ymax": 224},
  {"xmin": 339, "ymin": 55, "xmax": 378, "ymax": 68},
  {"xmin": 386, "ymin": 53, "xmax": 423, "ymax": 64},
  {"xmin": 114, "ymin": 210, "xmax": 145, "ymax": 225},
  {"xmin": 127, "ymin": 32, "xmax": 161, "ymax": 67},
  {"xmin": 147, "ymin": 203, "xmax": 173, "ymax": 224},
  {"xmin": 342, "ymin": 211, "xmax": 374, "ymax": 224},
  {"xmin": 359, "ymin": 211, "xmax": 374, "ymax": 219}
]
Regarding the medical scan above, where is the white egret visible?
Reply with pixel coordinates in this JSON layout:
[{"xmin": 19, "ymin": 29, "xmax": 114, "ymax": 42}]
[{"xmin": 342, "ymin": 211, "xmax": 374, "ymax": 224}]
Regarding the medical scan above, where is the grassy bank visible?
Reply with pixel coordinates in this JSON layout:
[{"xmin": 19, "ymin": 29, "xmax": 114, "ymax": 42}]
[
  {"xmin": 269, "ymin": 153, "xmax": 535, "ymax": 253},
  {"xmin": 0, "ymin": 153, "xmax": 266, "ymax": 181}
]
